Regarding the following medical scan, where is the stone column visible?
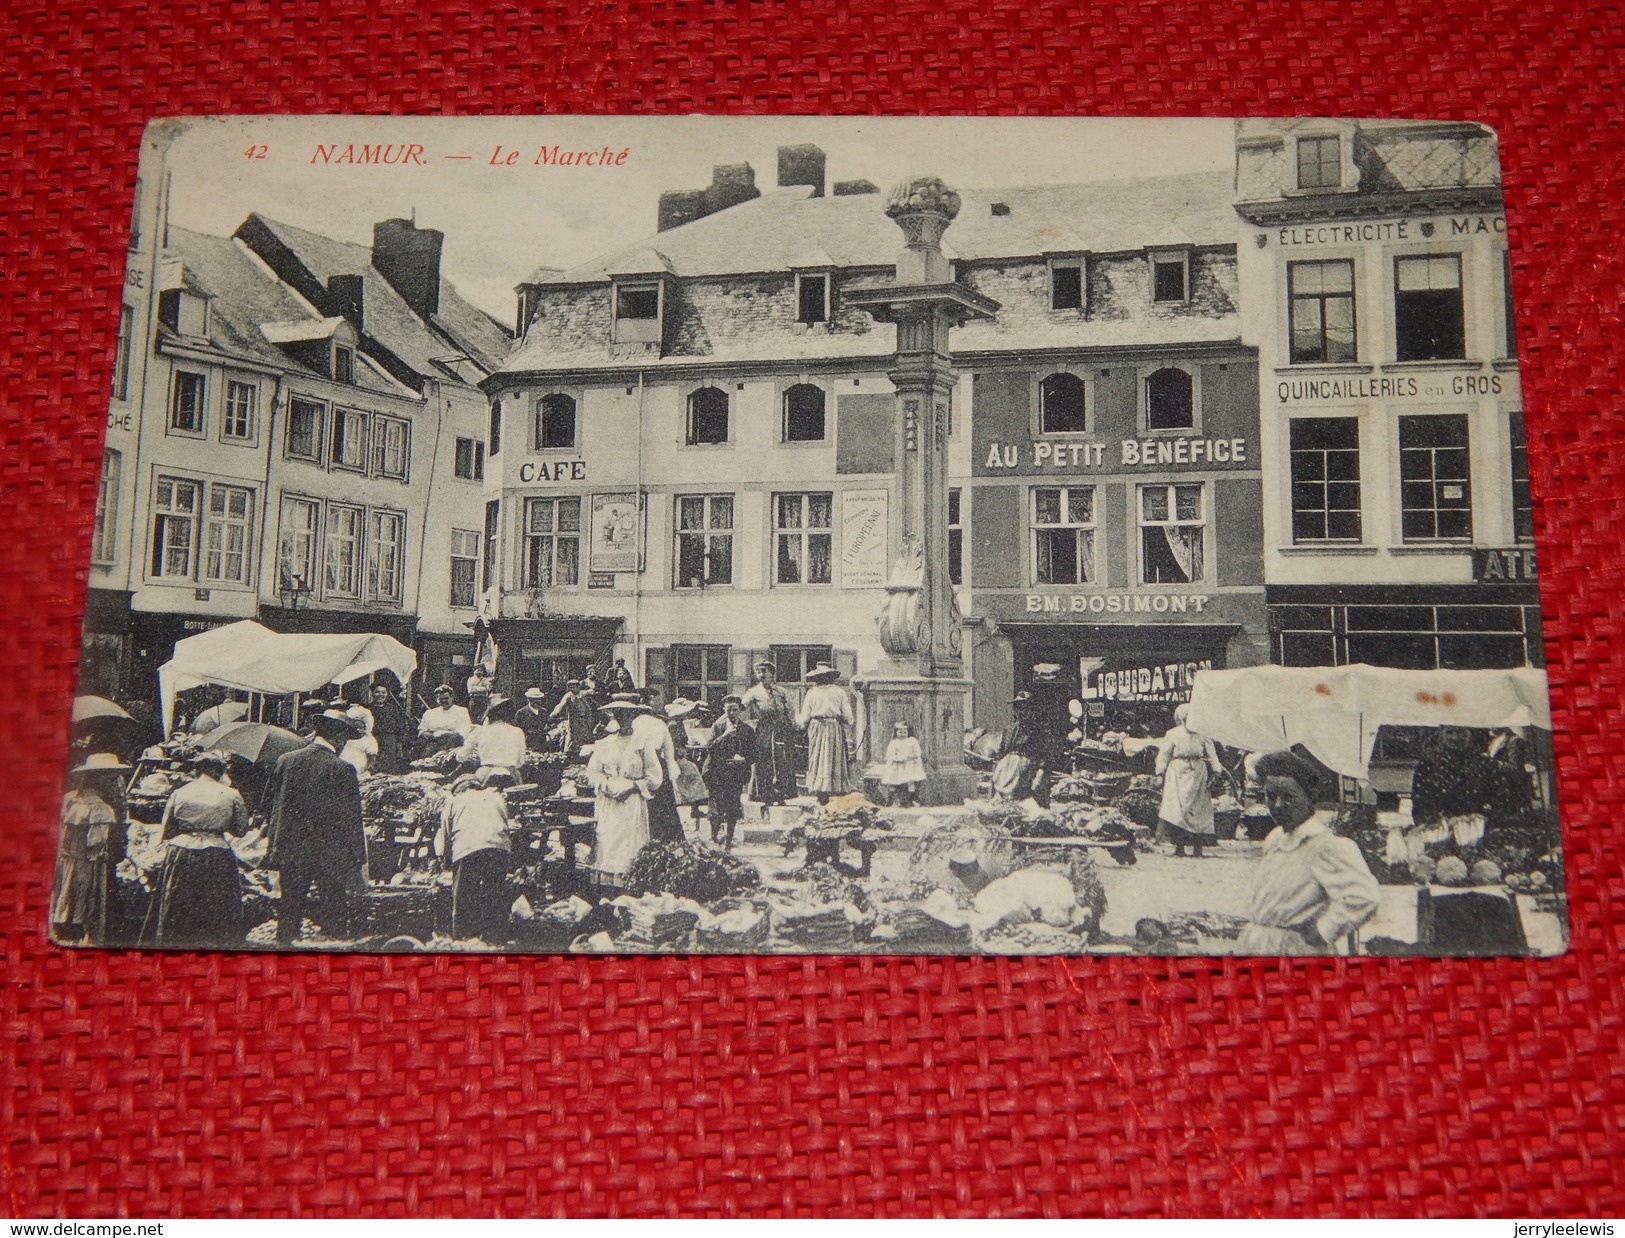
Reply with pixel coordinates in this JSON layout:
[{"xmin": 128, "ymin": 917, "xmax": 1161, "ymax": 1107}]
[{"xmin": 845, "ymin": 177, "xmax": 999, "ymax": 804}]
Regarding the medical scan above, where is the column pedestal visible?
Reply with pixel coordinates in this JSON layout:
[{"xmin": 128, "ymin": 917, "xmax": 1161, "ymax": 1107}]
[{"xmin": 856, "ymin": 674, "xmax": 978, "ymax": 805}]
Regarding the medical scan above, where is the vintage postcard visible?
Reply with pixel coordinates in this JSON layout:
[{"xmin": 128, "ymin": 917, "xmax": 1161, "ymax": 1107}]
[{"xmin": 57, "ymin": 115, "xmax": 1564, "ymax": 957}]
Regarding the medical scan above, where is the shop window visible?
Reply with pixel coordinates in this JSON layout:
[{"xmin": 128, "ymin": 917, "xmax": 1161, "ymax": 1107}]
[
  {"xmin": 772, "ymin": 645, "xmax": 835, "ymax": 696},
  {"xmin": 454, "ymin": 436, "xmax": 485, "ymax": 481},
  {"xmin": 1399, "ymin": 414, "xmax": 1471, "ymax": 541},
  {"xmin": 1296, "ymin": 135, "xmax": 1341, "ymax": 189},
  {"xmin": 1145, "ymin": 367, "xmax": 1194, "ymax": 431},
  {"xmin": 687, "ymin": 387, "xmax": 730, "ymax": 445},
  {"xmin": 675, "ymin": 494, "xmax": 734, "ymax": 588},
  {"xmin": 482, "ymin": 500, "xmax": 499, "ymax": 591},
  {"xmin": 1150, "ymin": 251, "xmax": 1188, "ymax": 304},
  {"xmin": 202, "ymin": 484, "xmax": 253, "ymax": 585},
  {"xmin": 150, "ymin": 475, "xmax": 201, "ymax": 578},
  {"xmin": 522, "ymin": 496, "xmax": 581, "ymax": 588},
  {"xmin": 279, "ymin": 497, "xmax": 320, "ymax": 596},
  {"xmin": 1510, "ymin": 412, "xmax": 1533, "ymax": 543},
  {"xmin": 1038, "ymin": 372, "xmax": 1086, "ymax": 434},
  {"xmin": 1289, "ymin": 260, "xmax": 1357, "ymax": 363},
  {"xmin": 783, "ymin": 384, "xmax": 827, "ymax": 442},
  {"xmin": 796, "ymin": 273, "xmax": 829, "ymax": 324},
  {"xmin": 287, "ymin": 398, "xmax": 324, "ymax": 463},
  {"xmin": 1051, "ymin": 261, "xmax": 1083, "ymax": 311},
  {"xmin": 91, "ymin": 449, "xmax": 119, "ymax": 565},
  {"xmin": 333, "ymin": 344, "xmax": 356, "ymax": 385},
  {"xmin": 331, "ymin": 408, "xmax": 368, "ymax": 472},
  {"xmin": 223, "ymin": 380, "xmax": 256, "ymax": 441},
  {"xmin": 170, "ymin": 371, "xmax": 206, "ymax": 435},
  {"xmin": 323, "ymin": 503, "xmax": 363, "ymax": 597},
  {"xmin": 1290, "ymin": 418, "xmax": 1362, "ymax": 542},
  {"xmin": 1140, "ymin": 483, "xmax": 1205, "ymax": 584},
  {"xmin": 670, "ymin": 644, "xmax": 732, "ymax": 711},
  {"xmin": 1394, "ymin": 255, "xmax": 1465, "ymax": 361},
  {"xmin": 1033, "ymin": 486, "xmax": 1096, "ymax": 585},
  {"xmin": 450, "ymin": 529, "xmax": 480, "ymax": 609},
  {"xmin": 367, "ymin": 510, "xmax": 404, "ymax": 603},
  {"xmin": 112, "ymin": 306, "xmax": 133, "ymax": 401},
  {"xmin": 948, "ymin": 488, "xmax": 963, "ymax": 586},
  {"xmin": 536, "ymin": 394, "xmax": 577, "ymax": 450},
  {"xmin": 774, "ymin": 491, "xmax": 833, "ymax": 585}
]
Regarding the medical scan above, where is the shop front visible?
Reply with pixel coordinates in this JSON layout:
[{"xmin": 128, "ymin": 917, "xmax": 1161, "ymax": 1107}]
[{"xmin": 488, "ymin": 616, "xmax": 624, "ymax": 699}]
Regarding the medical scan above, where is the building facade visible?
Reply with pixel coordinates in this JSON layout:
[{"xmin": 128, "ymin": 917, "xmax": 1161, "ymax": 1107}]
[
  {"xmin": 482, "ymin": 148, "xmax": 1265, "ymax": 750},
  {"xmin": 1234, "ymin": 119, "xmax": 1538, "ymax": 670}
]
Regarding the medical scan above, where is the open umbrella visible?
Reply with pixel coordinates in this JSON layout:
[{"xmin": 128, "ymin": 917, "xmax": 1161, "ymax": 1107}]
[
  {"xmin": 72, "ymin": 695, "xmax": 134, "ymax": 724},
  {"xmin": 202, "ymin": 721, "xmax": 307, "ymax": 766},
  {"xmin": 193, "ymin": 701, "xmax": 250, "ymax": 734}
]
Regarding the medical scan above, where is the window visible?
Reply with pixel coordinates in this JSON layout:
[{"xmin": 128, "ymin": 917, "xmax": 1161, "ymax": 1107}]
[
  {"xmin": 331, "ymin": 408, "xmax": 368, "ymax": 471},
  {"xmin": 489, "ymin": 401, "xmax": 503, "ymax": 456},
  {"xmin": 91, "ymin": 449, "xmax": 119, "ymax": 565},
  {"xmin": 536, "ymin": 394, "xmax": 577, "ymax": 450},
  {"xmin": 1395, "ymin": 255, "xmax": 1465, "ymax": 361},
  {"xmin": 1510, "ymin": 412, "xmax": 1533, "ymax": 543},
  {"xmin": 279, "ymin": 497, "xmax": 320, "ymax": 594},
  {"xmin": 1296, "ymin": 135, "xmax": 1341, "ymax": 189},
  {"xmin": 1051, "ymin": 261, "xmax": 1083, "ymax": 311},
  {"xmin": 333, "ymin": 345, "xmax": 355, "ymax": 385},
  {"xmin": 774, "ymin": 492, "xmax": 834, "ymax": 585},
  {"xmin": 223, "ymin": 381, "xmax": 256, "ymax": 441},
  {"xmin": 522, "ymin": 496, "xmax": 582, "ymax": 588},
  {"xmin": 170, "ymin": 371, "xmax": 206, "ymax": 435},
  {"xmin": 1145, "ymin": 367, "xmax": 1194, "ymax": 431},
  {"xmin": 450, "ymin": 529, "xmax": 480, "ymax": 608},
  {"xmin": 1140, "ymin": 483, "xmax": 1205, "ymax": 584},
  {"xmin": 112, "ymin": 306, "xmax": 133, "ymax": 401},
  {"xmin": 1289, "ymin": 418, "xmax": 1362, "ymax": 542},
  {"xmin": 796, "ymin": 274, "xmax": 830, "ymax": 324},
  {"xmin": 287, "ymin": 399, "xmax": 324, "ymax": 462},
  {"xmin": 454, "ymin": 436, "xmax": 485, "ymax": 481},
  {"xmin": 323, "ymin": 503, "xmax": 363, "ymax": 597},
  {"xmin": 1151, "ymin": 251, "xmax": 1188, "ymax": 304},
  {"xmin": 687, "ymin": 387, "xmax": 730, "ymax": 445},
  {"xmin": 372, "ymin": 415, "xmax": 409, "ymax": 480},
  {"xmin": 202, "ymin": 484, "xmax": 253, "ymax": 584},
  {"xmin": 674, "ymin": 494, "xmax": 734, "ymax": 588},
  {"xmin": 670, "ymin": 645, "xmax": 732, "ymax": 710},
  {"xmin": 158, "ymin": 289, "xmax": 207, "ymax": 336},
  {"xmin": 615, "ymin": 283, "xmax": 660, "ymax": 321},
  {"xmin": 1289, "ymin": 260, "xmax": 1357, "ymax": 364},
  {"xmin": 367, "ymin": 510, "xmax": 404, "ymax": 603},
  {"xmin": 772, "ymin": 644, "xmax": 835, "ymax": 693},
  {"xmin": 1039, "ymin": 372, "xmax": 1086, "ymax": 434},
  {"xmin": 150, "ymin": 476, "xmax": 201, "ymax": 578},
  {"xmin": 1503, "ymin": 251, "xmax": 1516, "ymax": 359},
  {"xmin": 948, "ymin": 488, "xmax": 963, "ymax": 586},
  {"xmin": 482, "ymin": 500, "xmax": 500, "ymax": 590},
  {"xmin": 1033, "ymin": 486, "xmax": 1096, "ymax": 585},
  {"xmin": 783, "ymin": 384, "xmax": 826, "ymax": 442},
  {"xmin": 1399, "ymin": 414, "xmax": 1471, "ymax": 541}
]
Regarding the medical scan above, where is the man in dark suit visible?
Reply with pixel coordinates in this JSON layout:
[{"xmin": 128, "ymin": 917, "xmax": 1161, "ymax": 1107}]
[
  {"xmin": 702, "ymin": 694, "xmax": 756, "ymax": 849},
  {"xmin": 266, "ymin": 707, "xmax": 367, "ymax": 945}
]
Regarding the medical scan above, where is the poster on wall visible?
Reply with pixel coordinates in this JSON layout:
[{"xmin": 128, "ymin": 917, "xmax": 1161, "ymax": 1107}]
[
  {"xmin": 589, "ymin": 492, "xmax": 643, "ymax": 574},
  {"xmin": 840, "ymin": 488, "xmax": 889, "ymax": 589}
]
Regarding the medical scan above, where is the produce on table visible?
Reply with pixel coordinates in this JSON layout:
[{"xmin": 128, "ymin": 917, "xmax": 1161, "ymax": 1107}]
[
  {"xmin": 623, "ymin": 839, "xmax": 763, "ymax": 903},
  {"xmin": 1434, "ymin": 855, "xmax": 1471, "ymax": 886},
  {"xmin": 1470, "ymin": 858, "xmax": 1504, "ymax": 885},
  {"xmin": 908, "ymin": 814, "xmax": 1017, "ymax": 903},
  {"xmin": 1115, "ymin": 791, "xmax": 1163, "ymax": 829}
]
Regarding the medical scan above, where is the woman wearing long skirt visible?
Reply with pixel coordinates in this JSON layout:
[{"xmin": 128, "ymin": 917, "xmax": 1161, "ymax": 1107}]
[
  {"xmin": 146, "ymin": 752, "xmax": 250, "ymax": 947},
  {"xmin": 797, "ymin": 663, "xmax": 855, "ymax": 804},
  {"xmin": 1154, "ymin": 704, "xmax": 1223, "ymax": 857},
  {"xmin": 52, "ymin": 754, "xmax": 129, "ymax": 944},
  {"xmin": 587, "ymin": 699, "xmax": 658, "ymax": 881}
]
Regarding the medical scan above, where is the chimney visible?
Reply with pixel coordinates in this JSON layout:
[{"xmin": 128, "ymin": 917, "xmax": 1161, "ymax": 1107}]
[
  {"xmin": 833, "ymin": 179, "xmax": 880, "ymax": 196},
  {"xmin": 656, "ymin": 162, "xmax": 762, "ymax": 231},
  {"xmin": 372, "ymin": 218, "xmax": 443, "ymax": 320},
  {"xmin": 777, "ymin": 144, "xmax": 826, "ymax": 197},
  {"xmin": 326, "ymin": 273, "xmax": 364, "ymax": 332}
]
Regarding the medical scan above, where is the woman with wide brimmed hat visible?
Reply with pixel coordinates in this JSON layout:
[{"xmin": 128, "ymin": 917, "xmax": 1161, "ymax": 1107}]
[
  {"xmin": 796, "ymin": 663, "xmax": 855, "ymax": 804},
  {"xmin": 51, "ymin": 753, "xmax": 130, "ymax": 944},
  {"xmin": 585, "ymin": 697, "xmax": 658, "ymax": 880},
  {"xmin": 742, "ymin": 659, "xmax": 799, "ymax": 806},
  {"xmin": 624, "ymin": 692, "xmax": 685, "ymax": 844}
]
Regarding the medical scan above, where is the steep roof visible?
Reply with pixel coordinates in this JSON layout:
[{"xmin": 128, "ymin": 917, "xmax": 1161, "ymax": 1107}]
[{"xmin": 241, "ymin": 214, "xmax": 513, "ymax": 383}]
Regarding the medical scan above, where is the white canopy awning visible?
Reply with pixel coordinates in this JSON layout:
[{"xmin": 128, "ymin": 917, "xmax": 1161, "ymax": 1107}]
[
  {"xmin": 159, "ymin": 620, "xmax": 418, "ymax": 732},
  {"xmin": 1185, "ymin": 663, "xmax": 1552, "ymax": 779}
]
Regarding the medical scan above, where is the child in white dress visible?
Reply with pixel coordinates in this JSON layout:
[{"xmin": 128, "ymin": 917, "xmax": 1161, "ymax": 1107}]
[{"xmin": 880, "ymin": 720, "xmax": 927, "ymax": 807}]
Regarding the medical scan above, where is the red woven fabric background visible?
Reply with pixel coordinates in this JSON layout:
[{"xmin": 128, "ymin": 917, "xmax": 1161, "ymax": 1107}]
[{"xmin": 3, "ymin": 0, "xmax": 1623, "ymax": 1217}]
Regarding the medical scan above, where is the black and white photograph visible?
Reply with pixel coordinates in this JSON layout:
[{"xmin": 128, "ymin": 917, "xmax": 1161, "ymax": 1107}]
[{"xmin": 56, "ymin": 114, "xmax": 1564, "ymax": 957}]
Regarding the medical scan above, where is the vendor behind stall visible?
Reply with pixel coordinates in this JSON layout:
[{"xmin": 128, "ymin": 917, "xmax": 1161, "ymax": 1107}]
[
  {"xmin": 417, "ymin": 685, "xmax": 473, "ymax": 756},
  {"xmin": 457, "ymin": 695, "xmax": 526, "ymax": 781},
  {"xmin": 515, "ymin": 688, "xmax": 553, "ymax": 752},
  {"xmin": 369, "ymin": 682, "xmax": 412, "ymax": 774}
]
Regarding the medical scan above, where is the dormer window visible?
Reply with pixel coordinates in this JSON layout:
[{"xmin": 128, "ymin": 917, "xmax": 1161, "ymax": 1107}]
[
  {"xmin": 1050, "ymin": 259, "xmax": 1084, "ymax": 311},
  {"xmin": 1296, "ymin": 135, "xmax": 1342, "ymax": 190},
  {"xmin": 158, "ymin": 288, "xmax": 208, "ymax": 337},
  {"xmin": 333, "ymin": 344, "xmax": 355, "ymax": 384},
  {"xmin": 612, "ymin": 279, "xmax": 664, "ymax": 347},
  {"xmin": 796, "ymin": 273, "xmax": 830, "ymax": 324},
  {"xmin": 1150, "ymin": 250, "xmax": 1190, "ymax": 304}
]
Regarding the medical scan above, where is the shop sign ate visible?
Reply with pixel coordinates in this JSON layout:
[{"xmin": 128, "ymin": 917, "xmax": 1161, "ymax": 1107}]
[{"xmin": 985, "ymin": 438, "xmax": 1247, "ymax": 470}]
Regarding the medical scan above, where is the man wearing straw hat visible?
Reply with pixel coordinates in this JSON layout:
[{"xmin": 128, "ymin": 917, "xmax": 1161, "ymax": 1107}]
[
  {"xmin": 52, "ymin": 752, "xmax": 130, "ymax": 944},
  {"xmin": 265, "ymin": 707, "xmax": 367, "ymax": 945}
]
